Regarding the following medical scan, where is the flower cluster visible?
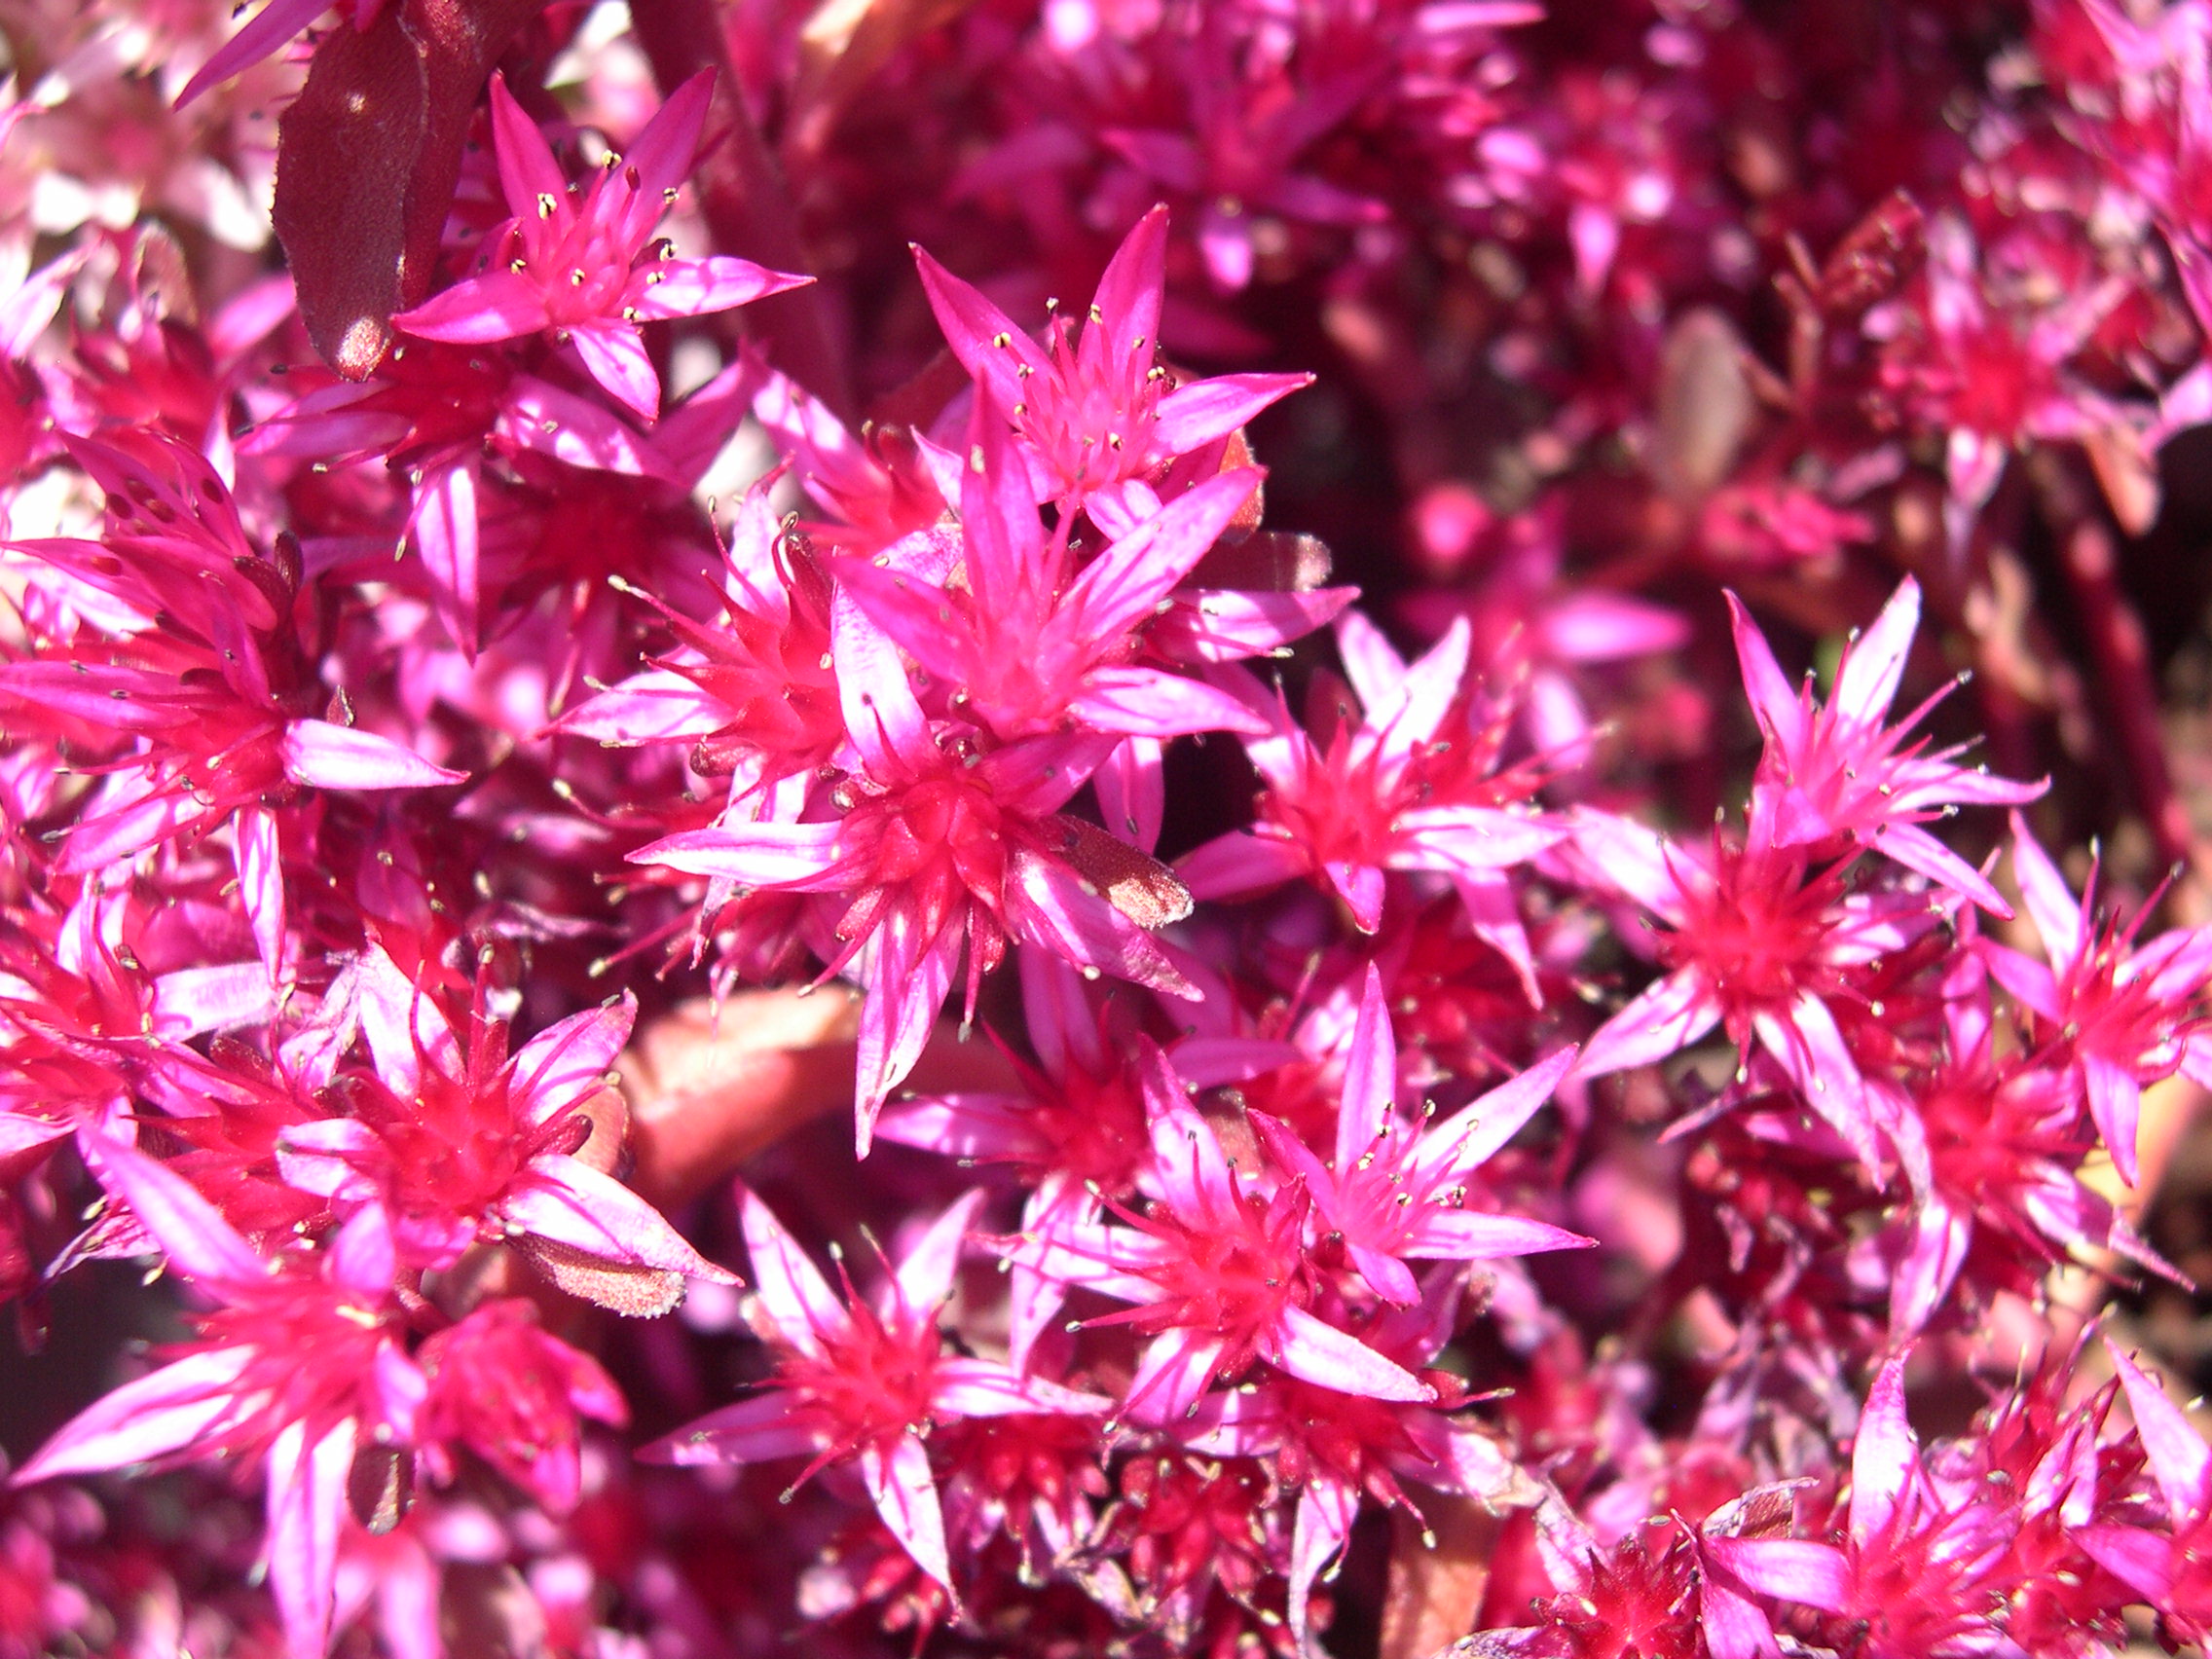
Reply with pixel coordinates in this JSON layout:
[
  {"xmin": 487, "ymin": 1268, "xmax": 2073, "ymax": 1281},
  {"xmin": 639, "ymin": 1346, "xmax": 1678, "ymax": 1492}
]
[{"xmin": 6, "ymin": 1, "xmax": 2212, "ymax": 1657}]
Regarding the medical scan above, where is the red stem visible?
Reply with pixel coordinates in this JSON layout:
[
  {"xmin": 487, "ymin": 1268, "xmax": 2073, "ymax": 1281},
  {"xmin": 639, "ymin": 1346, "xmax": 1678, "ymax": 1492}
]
[{"xmin": 2029, "ymin": 451, "xmax": 2194, "ymax": 873}]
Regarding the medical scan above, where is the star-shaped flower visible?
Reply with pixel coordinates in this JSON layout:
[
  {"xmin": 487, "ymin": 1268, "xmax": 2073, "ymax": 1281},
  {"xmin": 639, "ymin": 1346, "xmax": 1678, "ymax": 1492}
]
[{"xmin": 392, "ymin": 72, "xmax": 810, "ymax": 420}]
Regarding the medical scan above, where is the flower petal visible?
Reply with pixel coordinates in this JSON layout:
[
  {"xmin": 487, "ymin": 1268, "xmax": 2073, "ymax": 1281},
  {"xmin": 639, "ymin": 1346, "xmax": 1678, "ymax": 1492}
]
[{"xmin": 281, "ymin": 721, "xmax": 464, "ymax": 791}]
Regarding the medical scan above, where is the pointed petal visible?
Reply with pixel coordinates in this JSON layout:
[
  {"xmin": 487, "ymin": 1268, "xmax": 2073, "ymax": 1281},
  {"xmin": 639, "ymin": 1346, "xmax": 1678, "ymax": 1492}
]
[
  {"xmin": 266, "ymin": 1416, "xmax": 355, "ymax": 1659},
  {"xmin": 10, "ymin": 1346, "xmax": 253, "ymax": 1483},
  {"xmin": 931, "ymin": 1358, "xmax": 1109, "ymax": 1419},
  {"xmin": 1064, "ymin": 666, "xmax": 1271, "ymax": 739},
  {"xmin": 1848, "ymin": 1355, "xmax": 1917, "ymax": 1547},
  {"xmin": 570, "ymin": 322, "xmax": 662, "ymax": 422},
  {"xmin": 175, "ymin": 0, "xmax": 328, "ymax": 106},
  {"xmin": 1337, "ymin": 964, "xmax": 1397, "ymax": 1174},
  {"xmin": 641, "ymin": 1391, "xmax": 830, "ymax": 1466},
  {"xmin": 1753, "ymin": 993, "xmax": 1877, "ymax": 1168},
  {"xmin": 1574, "ymin": 971, "xmax": 1720, "ymax": 1078},
  {"xmin": 1834, "ymin": 576, "xmax": 1920, "ymax": 722},
  {"xmin": 510, "ymin": 995, "xmax": 638, "ymax": 1125},
  {"xmin": 1152, "ymin": 372, "xmax": 1312, "ymax": 456},
  {"xmin": 2106, "ymin": 1339, "xmax": 2212, "ymax": 1521},
  {"xmin": 1346, "ymin": 1243, "xmax": 1421, "ymax": 1307},
  {"xmin": 487, "ymin": 72, "xmax": 568, "ymax": 223},
  {"xmin": 1389, "ymin": 806, "xmax": 1562, "ymax": 874},
  {"xmin": 1865, "ymin": 821, "xmax": 2011, "ymax": 916},
  {"xmin": 1062, "ymin": 467, "xmax": 1262, "ymax": 645},
  {"xmin": 1178, "ymin": 829, "xmax": 1310, "ymax": 901},
  {"xmin": 1288, "ymin": 1476, "xmax": 1360, "ymax": 1654},
  {"xmin": 1704, "ymin": 1537, "xmax": 1851, "ymax": 1615},
  {"xmin": 83, "ymin": 1136, "xmax": 269, "ymax": 1286},
  {"xmin": 1890, "ymin": 1193, "xmax": 1973, "ymax": 1339},
  {"xmin": 2083, "ymin": 1051, "xmax": 2145, "ymax": 1187},
  {"xmin": 503, "ymin": 1161, "xmax": 739, "ymax": 1285},
  {"xmin": 1374, "ymin": 618, "xmax": 1472, "ymax": 766},
  {"xmin": 629, "ymin": 819, "xmax": 843, "ymax": 886},
  {"xmin": 628, "ymin": 256, "xmax": 810, "ymax": 321},
  {"xmin": 1325, "ymin": 859, "xmax": 1386, "ymax": 931},
  {"xmin": 852, "ymin": 908, "xmax": 960, "ymax": 1150},
  {"xmin": 619, "ymin": 70, "xmax": 716, "ymax": 241},
  {"xmin": 1003, "ymin": 848, "xmax": 1198, "ymax": 1001},
  {"xmin": 1414, "ymin": 1047, "xmax": 1577, "ymax": 1186},
  {"xmin": 2009, "ymin": 814, "xmax": 2085, "ymax": 965},
  {"xmin": 739, "ymin": 1185, "xmax": 844, "ymax": 1357},
  {"xmin": 862, "ymin": 1434, "xmax": 954, "ymax": 1593},
  {"xmin": 392, "ymin": 270, "xmax": 552, "ymax": 343},
  {"xmin": 409, "ymin": 459, "xmax": 479, "ymax": 657},
  {"xmin": 1725, "ymin": 592, "xmax": 1808, "ymax": 751},
  {"xmin": 912, "ymin": 246, "xmax": 1048, "ymax": 404},
  {"xmin": 237, "ymin": 805, "xmax": 285, "ymax": 983},
  {"xmin": 281, "ymin": 722, "xmax": 464, "ymax": 791},
  {"xmin": 1090, "ymin": 205, "xmax": 1169, "ymax": 372},
  {"xmin": 1126, "ymin": 1331, "xmax": 1227, "ymax": 1422},
  {"xmin": 1257, "ymin": 1306, "xmax": 1434, "ymax": 1402},
  {"xmin": 834, "ymin": 588, "xmax": 936, "ymax": 779},
  {"xmin": 1401, "ymin": 1209, "xmax": 1595, "ymax": 1262},
  {"xmin": 891, "ymin": 1190, "xmax": 986, "ymax": 1318}
]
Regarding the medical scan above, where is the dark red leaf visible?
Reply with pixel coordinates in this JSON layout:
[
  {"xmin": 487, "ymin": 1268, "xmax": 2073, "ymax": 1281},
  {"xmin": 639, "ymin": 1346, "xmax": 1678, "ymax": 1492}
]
[{"xmin": 273, "ymin": 0, "xmax": 545, "ymax": 380}]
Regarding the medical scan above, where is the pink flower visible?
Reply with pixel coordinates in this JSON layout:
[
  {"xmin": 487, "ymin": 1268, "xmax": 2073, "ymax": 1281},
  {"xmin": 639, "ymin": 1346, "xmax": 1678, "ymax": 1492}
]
[
  {"xmin": 1571, "ymin": 814, "xmax": 1944, "ymax": 1171},
  {"xmin": 1883, "ymin": 949, "xmax": 2176, "ymax": 1337},
  {"xmin": 391, "ymin": 73, "xmax": 810, "ymax": 421},
  {"xmin": 630, "ymin": 603, "xmax": 1198, "ymax": 1150},
  {"xmin": 414, "ymin": 1300, "xmax": 628, "ymax": 1515},
  {"xmin": 1179, "ymin": 612, "xmax": 1562, "ymax": 937},
  {"xmin": 0, "ymin": 430, "xmax": 462, "ymax": 977},
  {"xmin": 1249, "ymin": 962, "xmax": 1590, "ymax": 1307},
  {"xmin": 1009, "ymin": 1041, "xmax": 1439, "ymax": 1423},
  {"xmin": 642, "ymin": 1187, "xmax": 1106, "ymax": 1597},
  {"xmin": 1982, "ymin": 816, "xmax": 2212, "ymax": 1185},
  {"xmin": 1729, "ymin": 578, "xmax": 2045, "ymax": 915},
  {"xmin": 175, "ymin": 0, "xmax": 389, "ymax": 107},
  {"xmin": 276, "ymin": 956, "xmax": 734, "ymax": 1310},
  {"xmin": 877, "ymin": 949, "xmax": 1291, "ymax": 1365},
  {"xmin": 835, "ymin": 394, "xmax": 1272, "ymax": 744},
  {"xmin": 10, "ymin": 1141, "xmax": 423, "ymax": 1659},
  {"xmin": 1185, "ymin": 1270, "xmax": 1540, "ymax": 1649},
  {"xmin": 554, "ymin": 472, "xmax": 845, "ymax": 802},
  {"xmin": 914, "ymin": 206, "xmax": 1309, "ymax": 534},
  {"xmin": 2080, "ymin": 1340, "xmax": 2212, "ymax": 1641}
]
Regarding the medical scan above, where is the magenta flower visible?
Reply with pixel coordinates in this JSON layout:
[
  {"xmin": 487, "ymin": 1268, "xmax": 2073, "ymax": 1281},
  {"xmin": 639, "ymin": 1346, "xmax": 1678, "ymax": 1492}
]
[
  {"xmin": 1707, "ymin": 1352, "xmax": 2124, "ymax": 1658},
  {"xmin": 1883, "ymin": 952, "xmax": 2176, "ymax": 1337},
  {"xmin": 276, "ymin": 956, "xmax": 734, "ymax": 1310},
  {"xmin": 554, "ymin": 473, "xmax": 845, "ymax": 802},
  {"xmin": 0, "ymin": 431, "xmax": 461, "ymax": 972},
  {"xmin": 877, "ymin": 949, "xmax": 1291, "ymax": 1365},
  {"xmin": 630, "ymin": 604, "xmax": 1198, "ymax": 1150},
  {"xmin": 836, "ymin": 395, "xmax": 1272, "ymax": 744},
  {"xmin": 414, "ymin": 1300, "xmax": 628, "ymax": 1515},
  {"xmin": 1249, "ymin": 963, "xmax": 1590, "ymax": 1306},
  {"xmin": 1571, "ymin": 813, "xmax": 1943, "ymax": 1170},
  {"xmin": 1009, "ymin": 1041, "xmax": 1438, "ymax": 1423},
  {"xmin": 243, "ymin": 340, "xmax": 664, "ymax": 656},
  {"xmin": 1184, "ymin": 1271, "xmax": 1539, "ymax": 1649},
  {"xmin": 642, "ymin": 1187, "xmax": 1106, "ymax": 1597},
  {"xmin": 1730, "ymin": 578, "xmax": 2045, "ymax": 915},
  {"xmin": 10, "ymin": 1141, "xmax": 423, "ymax": 1659},
  {"xmin": 914, "ymin": 206, "xmax": 1310, "ymax": 534},
  {"xmin": 1179, "ymin": 613, "xmax": 1562, "ymax": 936},
  {"xmin": 391, "ymin": 73, "xmax": 810, "ymax": 421},
  {"xmin": 1982, "ymin": 816, "xmax": 2212, "ymax": 1185},
  {"xmin": 2080, "ymin": 1340, "xmax": 2212, "ymax": 1641}
]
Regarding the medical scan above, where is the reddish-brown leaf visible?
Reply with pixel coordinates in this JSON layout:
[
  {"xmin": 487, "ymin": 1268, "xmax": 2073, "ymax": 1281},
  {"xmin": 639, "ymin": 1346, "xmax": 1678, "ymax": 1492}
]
[{"xmin": 273, "ymin": 0, "xmax": 544, "ymax": 379}]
